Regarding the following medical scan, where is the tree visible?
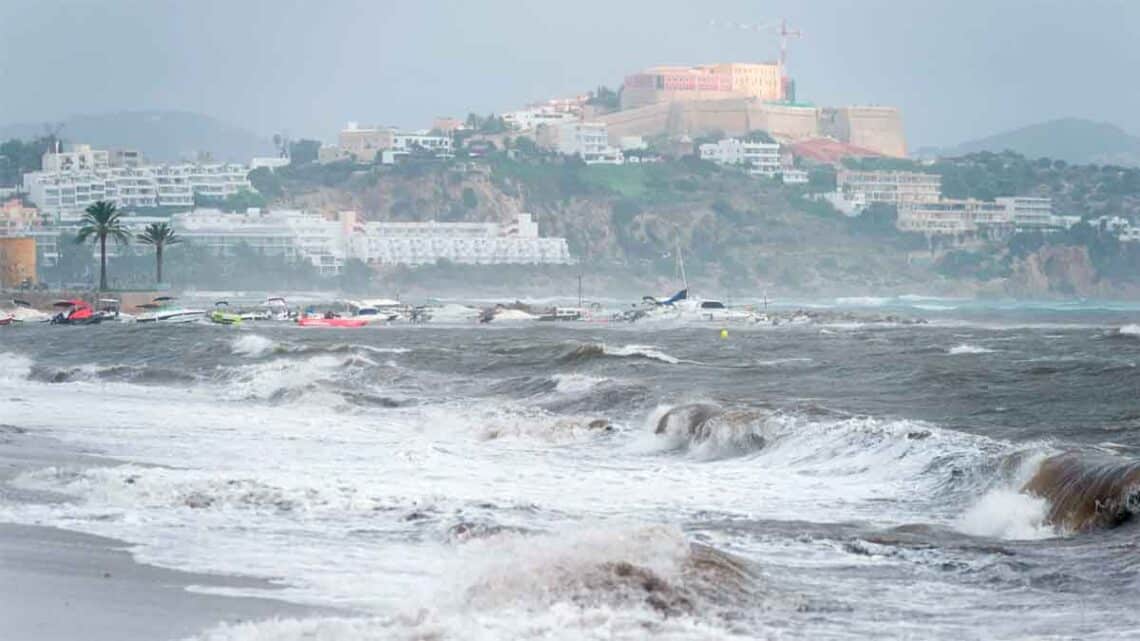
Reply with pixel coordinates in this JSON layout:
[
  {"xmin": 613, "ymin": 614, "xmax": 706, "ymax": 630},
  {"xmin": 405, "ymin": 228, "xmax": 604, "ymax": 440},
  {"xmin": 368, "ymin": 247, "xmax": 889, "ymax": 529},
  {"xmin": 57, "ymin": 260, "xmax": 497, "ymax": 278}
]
[
  {"xmin": 288, "ymin": 139, "xmax": 322, "ymax": 165},
  {"xmin": 136, "ymin": 222, "xmax": 181, "ymax": 284},
  {"xmin": 75, "ymin": 200, "xmax": 131, "ymax": 291}
]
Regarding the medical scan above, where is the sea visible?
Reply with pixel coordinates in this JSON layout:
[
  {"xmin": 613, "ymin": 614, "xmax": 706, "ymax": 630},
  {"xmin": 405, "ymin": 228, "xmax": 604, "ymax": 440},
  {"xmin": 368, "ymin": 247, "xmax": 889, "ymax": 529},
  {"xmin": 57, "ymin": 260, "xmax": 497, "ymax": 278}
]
[{"xmin": 2, "ymin": 296, "xmax": 1140, "ymax": 640}]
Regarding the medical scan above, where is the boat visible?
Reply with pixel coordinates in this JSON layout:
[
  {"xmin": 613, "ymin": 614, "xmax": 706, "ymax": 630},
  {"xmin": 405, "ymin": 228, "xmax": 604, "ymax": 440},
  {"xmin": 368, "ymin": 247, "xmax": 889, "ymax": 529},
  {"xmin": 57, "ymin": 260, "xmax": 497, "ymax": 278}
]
[
  {"xmin": 50, "ymin": 299, "xmax": 103, "ymax": 325},
  {"xmin": 264, "ymin": 297, "xmax": 293, "ymax": 321},
  {"xmin": 6, "ymin": 299, "xmax": 51, "ymax": 323},
  {"xmin": 209, "ymin": 301, "xmax": 243, "ymax": 325},
  {"xmin": 96, "ymin": 298, "xmax": 134, "ymax": 323},
  {"xmin": 634, "ymin": 246, "xmax": 757, "ymax": 323},
  {"xmin": 537, "ymin": 306, "xmax": 588, "ymax": 322},
  {"xmin": 296, "ymin": 314, "xmax": 367, "ymax": 328},
  {"xmin": 413, "ymin": 302, "xmax": 480, "ymax": 323},
  {"xmin": 135, "ymin": 296, "xmax": 206, "ymax": 324},
  {"xmin": 345, "ymin": 299, "xmax": 404, "ymax": 324}
]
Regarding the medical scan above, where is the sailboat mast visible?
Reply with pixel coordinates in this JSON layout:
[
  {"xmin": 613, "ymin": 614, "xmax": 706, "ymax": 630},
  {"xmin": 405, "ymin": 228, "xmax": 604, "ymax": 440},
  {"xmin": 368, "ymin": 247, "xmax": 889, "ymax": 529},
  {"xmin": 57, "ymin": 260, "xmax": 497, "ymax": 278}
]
[{"xmin": 677, "ymin": 240, "xmax": 688, "ymax": 289}]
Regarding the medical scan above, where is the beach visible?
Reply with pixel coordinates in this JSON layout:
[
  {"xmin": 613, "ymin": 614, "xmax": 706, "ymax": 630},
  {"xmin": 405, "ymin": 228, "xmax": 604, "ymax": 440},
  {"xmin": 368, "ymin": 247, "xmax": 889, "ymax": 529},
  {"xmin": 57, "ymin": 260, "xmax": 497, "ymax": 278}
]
[{"xmin": 0, "ymin": 429, "xmax": 331, "ymax": 641}]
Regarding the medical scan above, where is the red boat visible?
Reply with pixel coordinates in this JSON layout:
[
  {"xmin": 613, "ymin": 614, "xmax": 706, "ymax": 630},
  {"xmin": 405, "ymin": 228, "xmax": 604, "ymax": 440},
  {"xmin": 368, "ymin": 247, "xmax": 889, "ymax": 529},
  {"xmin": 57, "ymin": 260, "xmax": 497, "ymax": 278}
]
[
  {"xmin": 50, "ymin": 299, "xmax": 103, "ymax": 325},
  {"xmin": 296, "ymin": 316, "xmax": 367, "ymax": 328}
]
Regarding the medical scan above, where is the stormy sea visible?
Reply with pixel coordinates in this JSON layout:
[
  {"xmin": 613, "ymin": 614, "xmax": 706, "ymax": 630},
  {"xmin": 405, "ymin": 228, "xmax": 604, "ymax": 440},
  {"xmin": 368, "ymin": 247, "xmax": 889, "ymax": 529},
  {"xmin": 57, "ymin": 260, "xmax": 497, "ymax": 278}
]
[{"xmin": 3, "ymin": 300, "xmax": 1140, "ymax": 640}]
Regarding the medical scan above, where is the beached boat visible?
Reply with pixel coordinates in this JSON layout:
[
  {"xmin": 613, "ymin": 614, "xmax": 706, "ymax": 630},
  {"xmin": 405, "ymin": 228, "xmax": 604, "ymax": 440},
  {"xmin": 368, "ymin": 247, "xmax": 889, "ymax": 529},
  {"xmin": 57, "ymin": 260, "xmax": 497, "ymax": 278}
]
[{"xmin": 345, "ymin": 299, "xmax": 404, "ymax": 323}]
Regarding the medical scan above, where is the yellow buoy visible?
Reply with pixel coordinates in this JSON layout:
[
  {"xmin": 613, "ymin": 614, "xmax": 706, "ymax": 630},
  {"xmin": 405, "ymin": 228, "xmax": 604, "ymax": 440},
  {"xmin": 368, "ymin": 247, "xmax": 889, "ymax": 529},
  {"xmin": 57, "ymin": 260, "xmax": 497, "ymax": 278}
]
[{"xmin": 720, "ymin": 328, "xmax": 729, "ymax": 339}]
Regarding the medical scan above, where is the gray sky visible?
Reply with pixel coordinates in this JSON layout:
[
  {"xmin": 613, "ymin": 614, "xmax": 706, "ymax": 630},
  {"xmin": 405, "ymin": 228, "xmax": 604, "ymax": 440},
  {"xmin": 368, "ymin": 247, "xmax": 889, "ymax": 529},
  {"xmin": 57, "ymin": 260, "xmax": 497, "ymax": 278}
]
[{"xmin": 1, "ymin": 0, "xmax": 1137, "ymax": 148}]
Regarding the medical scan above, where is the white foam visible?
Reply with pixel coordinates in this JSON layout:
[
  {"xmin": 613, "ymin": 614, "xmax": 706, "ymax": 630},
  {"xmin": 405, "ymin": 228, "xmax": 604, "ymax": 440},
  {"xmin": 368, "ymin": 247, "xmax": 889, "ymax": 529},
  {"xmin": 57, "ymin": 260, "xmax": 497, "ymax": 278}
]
[
  {"xmin": 0, "ymin": 351, "xmax": 33, "ymax": 381},
  {"xmin": 836, "ymin": 296, "xmax": 890, "ymax": 306},
  {"xmin": 948, "ymin": 344, "xmax": 996, "ymax": 355},
  {"xmin": 955, "ymin": 489, "xmax": 1052, "ymax": 540},
  {"xmin": 604, "ymin": 344, "xmax": 680, "ymax": 364},
  {"xmin": 1118, "ymin": 324, "xmax": 1140, "ymax": 337},
  {"xmin": 551, "ymin": 373, "xmax": 608, "ymax": 394},
  {"xmin": 231, "ymin": 334, "xmax": 278, "ymax": 358}
]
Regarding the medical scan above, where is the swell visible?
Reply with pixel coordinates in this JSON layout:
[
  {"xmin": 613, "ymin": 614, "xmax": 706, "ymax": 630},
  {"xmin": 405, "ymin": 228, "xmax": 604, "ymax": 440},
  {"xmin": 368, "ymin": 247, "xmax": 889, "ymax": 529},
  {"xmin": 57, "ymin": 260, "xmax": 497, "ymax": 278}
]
[{"xmin": 1022, "ymin": 452, "xmax": 1140, "ymax": 532}]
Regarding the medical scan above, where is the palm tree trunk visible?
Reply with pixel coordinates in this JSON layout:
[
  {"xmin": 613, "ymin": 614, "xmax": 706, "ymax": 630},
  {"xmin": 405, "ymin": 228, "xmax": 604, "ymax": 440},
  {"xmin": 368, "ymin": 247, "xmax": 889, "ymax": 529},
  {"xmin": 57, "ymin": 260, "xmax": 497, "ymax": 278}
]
[
  {"xmin": 156, "ymin": 245, "xmax": 163, "ymax": 284},
  {"xmin": 99, "ymin": 234, "xmax": 108, "ymax": 291}
]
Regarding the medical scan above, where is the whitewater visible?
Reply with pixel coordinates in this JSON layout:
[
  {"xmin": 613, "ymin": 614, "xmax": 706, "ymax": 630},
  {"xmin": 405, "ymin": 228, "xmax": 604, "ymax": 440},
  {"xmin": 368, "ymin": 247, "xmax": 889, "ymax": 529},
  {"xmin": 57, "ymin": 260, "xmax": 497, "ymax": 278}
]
[{"xmin": 2, "ymin": 314, "xmax": 1140, "ymax": 640}]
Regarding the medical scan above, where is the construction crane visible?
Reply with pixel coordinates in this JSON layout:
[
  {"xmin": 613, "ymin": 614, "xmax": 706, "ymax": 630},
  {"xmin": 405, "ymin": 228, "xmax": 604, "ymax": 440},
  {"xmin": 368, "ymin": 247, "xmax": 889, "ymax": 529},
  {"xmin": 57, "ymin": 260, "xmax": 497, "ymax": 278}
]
[{"xmin": 708, "ymin": 17, "xmax": 803, "ymax": 98}]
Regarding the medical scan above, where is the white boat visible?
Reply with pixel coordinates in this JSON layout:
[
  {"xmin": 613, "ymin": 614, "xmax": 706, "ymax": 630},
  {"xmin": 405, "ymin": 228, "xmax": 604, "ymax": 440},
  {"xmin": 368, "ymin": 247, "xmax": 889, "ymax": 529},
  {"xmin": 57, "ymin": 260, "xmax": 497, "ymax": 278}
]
[
  {"xmin": 264, "ymin": 297, "xmax": 293, "ymax": 321},
  {"xmin": 96, "ymin": 298, "xmax": 135, "ymax": 323},
  {"xmin": 634, "ymin": 245, "xmax": 757, "ymax": 323},
  {"xmin": 345, "ymin": 298, "xmax": 404, "ymax": 324},
  {"xmin": 410, "ymin": 303, "xmax": 480, "ymax": 323},
  {"xmin": 5, "ymin": 299, "xmax": 51, "ymax": 323},
  {"xmin": 135, "ymin": 296, "xmax": 205, "ymax": 324},
  {"xmin": 537, "ymin": 306, "xmax": 588, "ymax": 322}
]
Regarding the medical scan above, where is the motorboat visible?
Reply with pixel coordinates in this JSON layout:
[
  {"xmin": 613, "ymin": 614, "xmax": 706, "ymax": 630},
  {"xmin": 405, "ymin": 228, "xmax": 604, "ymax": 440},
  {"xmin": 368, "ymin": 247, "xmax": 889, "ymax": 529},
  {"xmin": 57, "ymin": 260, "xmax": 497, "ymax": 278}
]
[
  {"xmin": 345, "ymin": 299, "xmax": 404, "ymax": 323},
  {"xmin": 297, "ymin": 313, "xmax": 367, "ymax": 328},
  {"xmin": 135, "ymin": 296, "xmax": 206, "ymax": 324},
  {"xmin": 412, "ymin": 302, "xmax": 480, "ymax": 323},
  {"xmin": 96, "ymin": 298, "xmax": 134, "ymax": 323},
  {"xmin": 6, "ymin": 299, "xmax": 51, "ymax": 323},
  {"xmin": 209, "ymin": 301, "xmax": 243, "ymax": 325},
  {"xmin": 263, "ymin": 297, "xmax": 293, "ymax": 321},
  {"xmin": 50, "ymin": 299, "xmax": 103, "ymax": 325}
]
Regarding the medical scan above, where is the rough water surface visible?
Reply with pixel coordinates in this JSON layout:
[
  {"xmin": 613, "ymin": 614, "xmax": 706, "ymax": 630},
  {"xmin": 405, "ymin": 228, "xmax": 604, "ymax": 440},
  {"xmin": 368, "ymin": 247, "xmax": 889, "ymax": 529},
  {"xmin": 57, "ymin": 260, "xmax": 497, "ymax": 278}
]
[{"xmin": 2, "ymin": 307, "xmax": 1140, "ymax": 640}]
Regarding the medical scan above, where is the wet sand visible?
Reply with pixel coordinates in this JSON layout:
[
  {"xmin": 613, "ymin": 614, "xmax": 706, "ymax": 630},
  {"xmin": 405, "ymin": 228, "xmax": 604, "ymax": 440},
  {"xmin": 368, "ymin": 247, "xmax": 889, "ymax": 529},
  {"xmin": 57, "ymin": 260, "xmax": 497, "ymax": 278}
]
[{"xmin": 0, "ymin": 428, "xmax": 334, "ymax": 641}]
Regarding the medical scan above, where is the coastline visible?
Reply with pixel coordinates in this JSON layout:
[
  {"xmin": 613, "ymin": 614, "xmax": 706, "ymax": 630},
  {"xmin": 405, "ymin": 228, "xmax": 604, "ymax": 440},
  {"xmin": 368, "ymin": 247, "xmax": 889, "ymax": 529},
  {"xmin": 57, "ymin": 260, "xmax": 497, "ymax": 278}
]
[{"xmin": 0, "ymin": 428, "xmax": 337, "ymax": 641}]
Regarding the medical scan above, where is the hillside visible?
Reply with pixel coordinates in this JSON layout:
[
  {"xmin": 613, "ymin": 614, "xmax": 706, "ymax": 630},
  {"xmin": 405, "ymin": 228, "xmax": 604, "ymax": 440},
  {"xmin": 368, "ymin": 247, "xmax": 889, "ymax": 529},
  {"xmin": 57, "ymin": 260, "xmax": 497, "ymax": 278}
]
[
  {"xmin": 254, "ymin": 157, "xmax": 945, "ymax": 298},
  {"xmin": 0, "ymin": 110, "xmax": 273, "ymax": 163},
  {"xmin": 929, "ymin": 118, "xmax": 1140, "ymax": 167}
]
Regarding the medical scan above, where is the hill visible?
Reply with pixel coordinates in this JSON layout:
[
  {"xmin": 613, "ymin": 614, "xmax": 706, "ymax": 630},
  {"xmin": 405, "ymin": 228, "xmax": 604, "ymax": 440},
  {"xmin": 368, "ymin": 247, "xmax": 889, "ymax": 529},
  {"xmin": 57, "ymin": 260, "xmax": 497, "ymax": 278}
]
[
  {"xmin": 0, "ymin": 110, "xmax": 274, "ymax": 163},
  {"xmin": 928, "ymin": 118, "xmax": 1140, "ymax": 167}
]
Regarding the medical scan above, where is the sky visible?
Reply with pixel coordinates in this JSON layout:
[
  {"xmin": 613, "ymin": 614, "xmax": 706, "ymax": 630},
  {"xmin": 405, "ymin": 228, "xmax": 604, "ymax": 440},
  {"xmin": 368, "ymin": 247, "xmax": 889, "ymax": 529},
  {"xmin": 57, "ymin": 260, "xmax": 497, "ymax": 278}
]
[{"xmin": 1, "ymin": 0, "xmax": 1138, "ymax": 149}]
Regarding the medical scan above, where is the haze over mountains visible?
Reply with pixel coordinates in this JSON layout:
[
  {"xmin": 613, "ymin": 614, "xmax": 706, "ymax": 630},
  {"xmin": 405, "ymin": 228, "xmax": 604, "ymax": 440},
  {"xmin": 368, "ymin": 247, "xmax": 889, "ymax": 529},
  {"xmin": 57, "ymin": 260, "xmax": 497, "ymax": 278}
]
[
  {"xmin": 0, "ymin": 111, "xmax": 274, "ymax": 163},
  {"xmin": 916, "ymin": 118, "xmax": 1140, "ymax": 167}
]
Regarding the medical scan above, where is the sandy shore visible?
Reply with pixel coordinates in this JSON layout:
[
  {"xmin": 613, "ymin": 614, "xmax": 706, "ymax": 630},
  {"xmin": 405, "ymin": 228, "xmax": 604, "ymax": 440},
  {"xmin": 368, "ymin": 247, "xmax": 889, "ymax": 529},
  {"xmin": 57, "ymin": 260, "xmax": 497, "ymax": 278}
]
[{"xmin": 0, "ymin": 428, "xmax": 334, "ymax": 641}]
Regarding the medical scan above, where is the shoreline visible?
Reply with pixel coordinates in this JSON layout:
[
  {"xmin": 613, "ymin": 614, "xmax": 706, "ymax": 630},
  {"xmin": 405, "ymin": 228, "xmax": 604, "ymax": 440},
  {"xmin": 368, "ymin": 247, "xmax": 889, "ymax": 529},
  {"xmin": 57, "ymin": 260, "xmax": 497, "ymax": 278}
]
[{"xmin": 0, "ymin": 428, "xmax": 339, "ymax": 641}]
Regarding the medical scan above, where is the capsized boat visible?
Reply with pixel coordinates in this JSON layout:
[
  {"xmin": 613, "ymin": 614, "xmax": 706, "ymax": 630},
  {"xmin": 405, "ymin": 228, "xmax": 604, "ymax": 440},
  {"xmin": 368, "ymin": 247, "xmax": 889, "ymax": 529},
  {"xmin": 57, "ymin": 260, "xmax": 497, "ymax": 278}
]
[
  {"xmin": 50, "ymin": 299, "xmax": 103, "ymax": 325},
  {"xmin": 135, "ymin": 296, "xmax": 206, "ymax": 324}
]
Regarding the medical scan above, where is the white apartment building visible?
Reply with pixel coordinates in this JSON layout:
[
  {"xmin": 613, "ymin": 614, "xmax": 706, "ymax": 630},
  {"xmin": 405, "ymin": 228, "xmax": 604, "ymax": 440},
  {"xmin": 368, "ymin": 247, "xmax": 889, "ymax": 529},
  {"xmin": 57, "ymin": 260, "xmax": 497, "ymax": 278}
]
[
  {"xmin": 897, "ymin": 199, "xmax": 1012, "ymax": 235},
  {"xmin": 162, "ymin": 209, "xmax": 572, "ymax": 274},
  {"xmin": 698, "ymin": 139, "xmax": 780, "ymax": 177},
  {"xmin": 781, "ymin": 168, "xmax": 809, "ymax": 185},
  {"xmin": 23, "ymin": 160, "xmax": 253, "ymax": 220},
  {"xmin": 557, "ymin": 122, "xmax": 623, "ymax": 165},
  {"xmin": 503, "ymin": 107, "xmax": 579, "ymax": 132},
  {"xmin": 352, "ymin": 212, "xmax": 571, "ymax": 266},
  {"xmin": 836, "ymin": 170, "xmax": 941, "ymax": 206},
  {"xmin": 995, "ymin": 196, "xmax": 1053, "ymax": 229},
  {"xmin": 41, "ymin": 145, "xmax": 110, "ymax": 172}
]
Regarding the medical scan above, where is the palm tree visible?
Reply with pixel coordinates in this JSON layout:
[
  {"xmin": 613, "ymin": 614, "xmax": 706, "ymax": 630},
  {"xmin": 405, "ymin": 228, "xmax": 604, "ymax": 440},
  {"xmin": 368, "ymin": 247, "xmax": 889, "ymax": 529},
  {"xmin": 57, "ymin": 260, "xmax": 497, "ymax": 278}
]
[
  {"xmin": 136, "ymin": 222, "xmax": 181, "ymax": 284},
  {"xmin": 75, "ymin": 200, "xmax": 131, "ymax": 291}
]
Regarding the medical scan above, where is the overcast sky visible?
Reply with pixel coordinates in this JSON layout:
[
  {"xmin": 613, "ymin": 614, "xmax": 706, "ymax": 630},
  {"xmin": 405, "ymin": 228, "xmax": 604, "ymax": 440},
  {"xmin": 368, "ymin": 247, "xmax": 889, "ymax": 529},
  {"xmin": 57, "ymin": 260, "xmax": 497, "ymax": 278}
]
[{"xmin": 2, "ymin": 0, "xmax": 1137, "ymax": 148}]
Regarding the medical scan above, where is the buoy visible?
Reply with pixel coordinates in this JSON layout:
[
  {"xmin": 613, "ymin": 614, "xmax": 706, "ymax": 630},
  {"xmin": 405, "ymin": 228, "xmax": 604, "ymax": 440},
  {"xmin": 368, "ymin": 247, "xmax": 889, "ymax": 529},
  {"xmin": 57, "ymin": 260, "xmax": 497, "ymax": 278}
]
[{"xmin": 720, "ymin": 328, "xmax": 728, "ymax": 339}]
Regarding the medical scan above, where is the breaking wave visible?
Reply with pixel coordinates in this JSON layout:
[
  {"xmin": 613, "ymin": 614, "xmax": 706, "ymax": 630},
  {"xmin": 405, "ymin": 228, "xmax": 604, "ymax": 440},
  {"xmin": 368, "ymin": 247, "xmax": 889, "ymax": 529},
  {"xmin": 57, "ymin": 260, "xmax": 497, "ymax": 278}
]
[
  {"xmin": 561, "ymin": 343, "xmax": 682, "ymax": 365},
  {"xmin": 230, "ymin": 334, "xmax": 280, "ymax": 358},
  {"xmin": 1021, "ymin": 452, "xmax": 1140, "ymax": 532},
  {"xmin": 1115, "ymin": 324, "xmax": 1140, "ymax": 338},
  {"xmin": 947, "ymin": 344, "xmax": 996, "ymax": 355},
  {"xmin": 188, "ymin": 526, "xmax": 757, "ymax": 641}
]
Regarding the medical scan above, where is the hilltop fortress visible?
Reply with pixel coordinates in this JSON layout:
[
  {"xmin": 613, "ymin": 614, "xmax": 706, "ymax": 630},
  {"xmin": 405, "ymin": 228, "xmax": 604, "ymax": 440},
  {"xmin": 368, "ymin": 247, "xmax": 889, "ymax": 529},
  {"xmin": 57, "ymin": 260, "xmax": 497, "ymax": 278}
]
[{"xmin": 598, "ymin": 62, "xmax": 907, "ymax": 158}]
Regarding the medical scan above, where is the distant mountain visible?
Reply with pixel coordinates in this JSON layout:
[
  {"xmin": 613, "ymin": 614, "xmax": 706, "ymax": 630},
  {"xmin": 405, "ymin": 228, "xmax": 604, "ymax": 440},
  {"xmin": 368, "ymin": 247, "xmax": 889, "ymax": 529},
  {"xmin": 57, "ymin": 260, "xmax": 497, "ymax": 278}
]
[
  {"xmin": 926, "ymin": 118, "xmax": 1140, "ymax": 167},
  {"xmin": 0, "ymin": 110, "xmax": 274, "ymax": 163}
]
